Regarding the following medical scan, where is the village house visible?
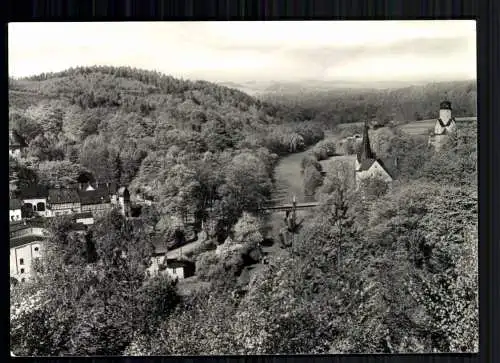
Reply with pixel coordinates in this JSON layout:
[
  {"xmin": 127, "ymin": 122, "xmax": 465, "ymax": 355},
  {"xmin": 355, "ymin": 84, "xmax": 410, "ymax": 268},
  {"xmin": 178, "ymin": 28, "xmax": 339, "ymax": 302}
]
[
  {"xmin": 9, "ymin": 130, "xmax": 27, "ymax": 158},
  {"xmin": 78, "ymin": 185, "xmax": 114, "ymax": 216},
  {"xmin": 10, "ymin": 236, "xmax": 46, "ymax": 283},
  {"xmin": 147, "ymin": 251, "xmax": 196, "ymax": 281},
  {"xmin": 18, "ymin": 186, "xmax": 50, "ymax": 218},
  {"xmin": 47, "ymin": 188, "xmax": 81, "ymax": 216},
  {"xmin": 428, "ymin": 100, "xmax": 457, "ymax": 151},
  {"xmin": 355, "ymin": 121, "xmax": 395, "ymax": 187},
  {"xmin": 10, "ymin": 220, "xmax": 49, "ymax": 240},
  {"xmin": 73, "ymin": 211, "xmax": 95, "ymax": 225},
  {"xmin": 9, "ymin": 199, "xmax": 22, "ymax": 222}
]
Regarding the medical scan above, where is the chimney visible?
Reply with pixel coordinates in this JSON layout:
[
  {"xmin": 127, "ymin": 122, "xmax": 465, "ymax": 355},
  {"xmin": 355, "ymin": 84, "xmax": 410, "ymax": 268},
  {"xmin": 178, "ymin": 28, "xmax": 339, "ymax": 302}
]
[{"xmin": 96, "ymin": 180, "xmax": 99, "ymax": 188}]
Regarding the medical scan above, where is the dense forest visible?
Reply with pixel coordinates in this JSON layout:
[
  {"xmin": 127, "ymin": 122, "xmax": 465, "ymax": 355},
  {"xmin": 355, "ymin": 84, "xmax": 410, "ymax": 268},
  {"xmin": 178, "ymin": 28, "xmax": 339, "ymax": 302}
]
[
  {"xmin": 259, "ymin": 80, "xmax": 477, "ymax": 127},
  {"xmin": 10, "ymin": 67, "xmax": 477, "ymax": 355}
]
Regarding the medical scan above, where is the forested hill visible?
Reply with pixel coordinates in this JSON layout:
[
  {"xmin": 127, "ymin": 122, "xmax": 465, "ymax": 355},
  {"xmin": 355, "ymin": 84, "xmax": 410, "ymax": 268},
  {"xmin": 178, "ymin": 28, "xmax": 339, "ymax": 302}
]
[
  {"xmin": 9, "ymin": 66, "xmax": 324, "ymax": 238},
  {"xmin": 258, "ymin": 80, "xmax": 477, "ymax": 127}
]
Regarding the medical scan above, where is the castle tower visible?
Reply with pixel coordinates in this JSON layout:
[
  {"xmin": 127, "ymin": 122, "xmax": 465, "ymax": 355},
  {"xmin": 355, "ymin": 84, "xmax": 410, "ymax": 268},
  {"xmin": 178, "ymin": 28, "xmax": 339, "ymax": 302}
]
[{"xmin": 429, "ymin": 99, "xmax": 457, "ymax": 150}]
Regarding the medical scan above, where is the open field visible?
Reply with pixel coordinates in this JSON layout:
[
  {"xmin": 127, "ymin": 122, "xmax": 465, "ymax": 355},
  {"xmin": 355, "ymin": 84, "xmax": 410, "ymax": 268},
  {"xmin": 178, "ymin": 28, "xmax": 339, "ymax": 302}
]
[{"xmin": 336, "ymin": 116, "xmax": 477, "ymax": 136}]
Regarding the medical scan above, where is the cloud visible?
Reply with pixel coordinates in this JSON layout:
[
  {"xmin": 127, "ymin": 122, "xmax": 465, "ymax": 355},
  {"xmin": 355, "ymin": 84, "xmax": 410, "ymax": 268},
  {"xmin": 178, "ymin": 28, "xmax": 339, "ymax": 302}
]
[{"xmin": 8, "ymin": 21, "xmax": 476, "ymax": 83}]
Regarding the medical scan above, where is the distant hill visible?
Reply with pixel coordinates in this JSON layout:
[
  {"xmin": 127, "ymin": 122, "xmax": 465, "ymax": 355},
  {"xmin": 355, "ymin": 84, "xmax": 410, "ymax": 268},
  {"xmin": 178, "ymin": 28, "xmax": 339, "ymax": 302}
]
[{"xmin": 255, "ymin": 80, "xmax": 477, "ymax": 128}]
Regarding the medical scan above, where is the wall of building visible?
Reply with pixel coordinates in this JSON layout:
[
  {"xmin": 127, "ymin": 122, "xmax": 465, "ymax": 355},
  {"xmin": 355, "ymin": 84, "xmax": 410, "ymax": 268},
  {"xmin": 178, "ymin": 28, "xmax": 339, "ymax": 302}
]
[
  {"xmin": 22, "ymin": 198, "xmax": 50, "ymax": 217},
  {"xmin": 76, "ymin": 217, "xmax": 94, "ymax": 225},
  {"xmin": 10, "ymin": 242, "xmax": 43, "ymax": 282},
  {"xmin": 439, "ymin": 109, "xmax": 452, "ymax": 124},
  {"xmin": 81, "ymin": 203, "xmax": 112, "ymax": 213},
  {"xmin": 9, "ymin": 148, "xmax": 21, "ymax": 158},
  {"xmin": 166, "ymin": 267, "xmax": 184, "ymax": 280},
  {"xmin": 10, "ymin": 209, "xmax": 22, "ymax": 222}
]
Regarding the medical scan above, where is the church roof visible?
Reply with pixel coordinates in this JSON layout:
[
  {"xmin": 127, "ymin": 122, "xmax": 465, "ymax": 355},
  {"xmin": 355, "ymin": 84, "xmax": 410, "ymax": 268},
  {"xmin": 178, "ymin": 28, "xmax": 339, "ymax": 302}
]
[
  {"xmin": 356, "ymin": 121, "xmax": 375, "ymax": 163},
  {"xmin": 358, "ymin": 158, "xmax": 376, "ymax": 171}
]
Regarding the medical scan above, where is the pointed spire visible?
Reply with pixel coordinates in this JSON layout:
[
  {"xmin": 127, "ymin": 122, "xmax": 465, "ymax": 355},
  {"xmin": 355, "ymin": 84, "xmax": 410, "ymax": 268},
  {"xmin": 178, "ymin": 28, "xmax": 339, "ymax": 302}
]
[{"xmin": 358, "ymin": 120, "xmax": 375, "ymax": 162}]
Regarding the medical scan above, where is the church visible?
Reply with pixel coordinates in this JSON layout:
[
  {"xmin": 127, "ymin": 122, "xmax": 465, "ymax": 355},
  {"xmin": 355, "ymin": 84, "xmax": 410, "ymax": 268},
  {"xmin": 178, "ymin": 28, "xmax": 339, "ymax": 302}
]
[
  {"xmin": 428, "ymin": 100, "xmax": 457, "ymax": 150},
  {"xmin": 355, "ymin": 121, "xmax": 394, "ymax": 187}
]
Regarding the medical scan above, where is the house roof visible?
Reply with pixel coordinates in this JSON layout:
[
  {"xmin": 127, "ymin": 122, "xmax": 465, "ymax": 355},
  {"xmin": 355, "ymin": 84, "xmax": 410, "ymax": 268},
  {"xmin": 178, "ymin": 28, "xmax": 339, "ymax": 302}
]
[
  {"xmin": 10, "ymin": 199, "xmax": 23, "ymax": 210},
  {"xmin": 78, "ymin": 188, "xmax": 111, "ymax": 205},
  {"xmin": 10, "ymin": 222, "xmax": 31, "ymax": 234},
  {"xmin": 18, "ymin": 185, "xmax": 49, "ymax": 199},
  {"xmin": 85, "ymin": 181, "xmax": 118, "ymax": 194},
  {"xmin": 48, "ymin": 188, "xmax": 80, "ymax": 204},
  {"xmin": 9, "ymin": 130, "xmax": 27, "ymax": 148},
  {"xmin": 166, "ymin": 258, "xmax": 195, "ymax": 269},
  {"xmin": 10, "ymin": 235, "xmax": 47, "ymax": 249}
]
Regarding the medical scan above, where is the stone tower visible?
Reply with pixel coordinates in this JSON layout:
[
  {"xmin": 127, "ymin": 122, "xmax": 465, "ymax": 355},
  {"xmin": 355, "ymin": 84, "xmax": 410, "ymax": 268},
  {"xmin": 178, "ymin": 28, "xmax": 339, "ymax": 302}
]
[{"xmin": 429, "ymin": 99, "xmax": 457, "ymax": 151}]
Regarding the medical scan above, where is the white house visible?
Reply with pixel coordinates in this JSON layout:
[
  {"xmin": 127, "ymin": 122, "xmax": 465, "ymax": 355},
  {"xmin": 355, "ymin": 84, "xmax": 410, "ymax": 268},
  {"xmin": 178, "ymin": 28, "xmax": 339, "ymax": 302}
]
[
  {"xmin": 10, "ymin": 236, "xmax": 46, "ymax": 283},
  {"xmin": 18, "ymin": 186, "xmax": 51, "ymax": 218},
  {"xmin": 355, "ymin": 121, "xmax": 394, "ymax": 187},
  {"xmin": 9, "ymin": 130, "xmax": 26, "ymax": 158},
  {"xmin": 9, "ymin": 199, "xmax": 22, "ymax": 222},
  {"xmin": 147, "ymin": 250, "xmax": 195, "ymax": 280},
  {"xmin": 74, "ymin": 211, "xmax": 95, "ymax": 225}
]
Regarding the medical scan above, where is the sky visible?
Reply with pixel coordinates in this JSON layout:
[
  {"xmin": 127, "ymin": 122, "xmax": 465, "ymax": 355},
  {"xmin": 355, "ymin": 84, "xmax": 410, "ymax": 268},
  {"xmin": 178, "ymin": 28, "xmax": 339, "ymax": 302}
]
[{"xmin": 8, "ymin": 21, "xmax": 476, "ymax": 84}]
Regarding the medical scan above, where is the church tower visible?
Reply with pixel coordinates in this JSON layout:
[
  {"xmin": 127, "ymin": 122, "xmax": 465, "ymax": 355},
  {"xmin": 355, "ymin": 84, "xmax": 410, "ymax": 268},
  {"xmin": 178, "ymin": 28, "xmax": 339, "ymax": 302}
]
[
  {"xmin": 355, "ymin": 120, "xmax": 375, "ymax": 171},
  {"xmin": 354, "ymin": 121, "xmax": 393, "ymax": 188},
  {"xmin": 429, "ymin": 99, "xmax": 457, "ymax": 150}
]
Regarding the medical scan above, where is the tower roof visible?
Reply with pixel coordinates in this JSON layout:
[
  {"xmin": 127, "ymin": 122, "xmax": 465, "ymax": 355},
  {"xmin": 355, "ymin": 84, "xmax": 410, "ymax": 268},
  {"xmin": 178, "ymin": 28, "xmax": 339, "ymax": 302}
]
[
  {"xmin": 440, "ymin": 100, "xmax": 452, "ymax": 110},
  {"xmin": 357, "ymin": 120, "xmax": 375, "ymax": 163}
]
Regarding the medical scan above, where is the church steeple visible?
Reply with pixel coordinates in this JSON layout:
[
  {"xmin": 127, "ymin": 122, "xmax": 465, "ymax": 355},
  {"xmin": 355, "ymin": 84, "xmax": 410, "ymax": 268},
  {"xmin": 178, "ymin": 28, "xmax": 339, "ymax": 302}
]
[{"xmin": 357, "ymin": 120, "xmax": 375, "ymax": 162}]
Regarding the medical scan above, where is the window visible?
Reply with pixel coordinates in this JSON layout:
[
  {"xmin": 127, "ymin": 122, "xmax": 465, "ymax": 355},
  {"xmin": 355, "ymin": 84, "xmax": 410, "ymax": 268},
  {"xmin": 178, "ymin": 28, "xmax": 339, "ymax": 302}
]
[
  {"xmin": 34, "ymin": 247, "xmax": 39, "ymax": 252},
  {"xmin": 20, "ymin": 268, "xmax": 25, "ymax": 274},
  {"xmin": 19, "ymin": 258, "xmax": 24, "ymax": 265},
  {"xmin": 36, "ymin": 202, "xmax": 45, "ymax": 212}
]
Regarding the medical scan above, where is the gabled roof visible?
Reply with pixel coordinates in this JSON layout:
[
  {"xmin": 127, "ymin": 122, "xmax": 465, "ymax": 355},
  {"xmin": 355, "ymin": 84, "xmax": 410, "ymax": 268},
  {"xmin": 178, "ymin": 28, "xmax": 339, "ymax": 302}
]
[
  {"xmin": 78, "ymin": 188, "xmax": 111, "ymax": 205},
  {"xmin": 10, "ymin": 235, "xmax": 47, "ymax": 249},
  {"xmin": 9, "ymin": 130, "xmax": 27, "ymax": 148},
  {"xmin": 18, "ymin": 185, "xmax": 49, "ymax": 200},
  {"xmin": 10, "ymin": 199, "xmax": 23, "ymax": 210},
  {"xmin": 48, "ymin": 188, "xmax": 80, "ymax": 204},
  {"xmin": 166, "ymin": 258, "xmax": 196, "ymax": 269},
  {"xmin": 85, "ymin": 181, "xmax": 118, "ymax": 194}
]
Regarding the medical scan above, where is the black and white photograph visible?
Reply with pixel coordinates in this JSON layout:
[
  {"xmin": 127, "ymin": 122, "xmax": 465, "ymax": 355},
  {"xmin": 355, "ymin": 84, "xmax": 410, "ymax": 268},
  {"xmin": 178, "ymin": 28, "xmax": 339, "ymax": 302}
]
[{"xmin": 9, "ymin": 20, "xmax": 477, "ymax": 355}]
